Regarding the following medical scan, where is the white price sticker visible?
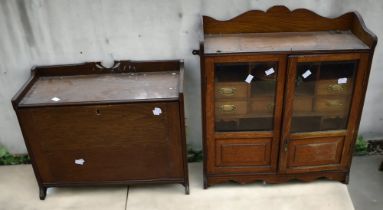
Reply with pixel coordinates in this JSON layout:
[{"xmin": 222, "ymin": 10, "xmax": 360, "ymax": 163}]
[
  {"xmin": 245, "ymin": 74, "xmax": 254, "ymax": 84},
  {"xmin": 152, "ymin": 107, "xmax": 162, "ymax": 116},
  {"xmin": 265, "ymin": 68, "xmax": 275, "ymax": 76},
  {"xmin": 75, "ymin": 159, "xmax": 85, "ymax": 165},
  {"xmin": 338, "ymin": 78, "xmax": 347, "ymax": 84},
  {"xmin": 51, "ymin": 97, "xmax": 61, "ymax": 102},
  {"xmin": 302, "ymin": 70, "xmax": 312, "ymax": 79}
]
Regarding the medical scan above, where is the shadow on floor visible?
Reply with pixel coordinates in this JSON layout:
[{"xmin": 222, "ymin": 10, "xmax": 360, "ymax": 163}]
[{"xmin": 348, "ymin": 155, "xmax": 383, "ymax": 210}]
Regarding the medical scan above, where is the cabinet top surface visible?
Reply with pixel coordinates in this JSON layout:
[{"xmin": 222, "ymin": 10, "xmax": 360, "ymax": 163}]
[
  {"xmin": 20, "ymin": 71, "xmax": 180, "ymax": 105},
  {"xmin": 204, "ymin": 31, "xmax": 369, "ymax": 54}
]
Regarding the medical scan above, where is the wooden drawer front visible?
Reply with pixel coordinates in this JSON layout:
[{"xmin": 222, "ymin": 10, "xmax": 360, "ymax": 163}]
[
  {"xmin": 250, "ymin": 97, "xmax": 274, "ymax": 113},
  {"xmin": 287, "ymin": 137, "xmax": 344, "ymax": 170},
  {"xmin": 215, "ymin": 100, "xmax": 247, "ymax": 116},
  {"xmin": 44, "ymin": 146, "xmax": 183, "ymax": 182},
  {"xmin": 27, "ymin": 104, "xmax": 168, "ymax": 151},
  {"xmin": 215, "ymin": 82, "xmax": 248, "ymax": 99},
  {"xmin": 18, "ymin": 102, "xmax": 184, "ymax": 182},
  {"xmin": 315, "ymin": 97, "xmax": 349, "ymax": 112},
  {"xmin": 316, "ymin": 80, "xmax": 352, "ymax": 96},
  {"xmin": 216, "ymin": 138, "xmax": 271, "ymax": 167},
  {"xmin": 293, "ymin": 96, "xmax": 313, "ymax": 112}
]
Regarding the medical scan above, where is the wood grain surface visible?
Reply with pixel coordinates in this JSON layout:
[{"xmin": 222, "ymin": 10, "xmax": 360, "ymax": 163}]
[
  {"xmin": 12, "ymin": 60, "xmax": 190, "ymax": 199},
  {"xmin": 204, "ymin": 31, "xmax": 369, "ymax": 54},
  {"xmin": 199, "ymin": 6, "xmax": 376, "ymax": 188},
  {"xmin": 20, "ymin": 71, "xmax": 180, "ymax": 105}
]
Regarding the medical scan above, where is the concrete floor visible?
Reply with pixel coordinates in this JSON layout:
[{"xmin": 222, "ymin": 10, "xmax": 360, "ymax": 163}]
[
  {"xmin": 348, "ymin": 155, "xmax": 383, "ymax": 210},
  {"xmin": 0, "ymin": 157, "xmax": 381, "ymax": 210}
]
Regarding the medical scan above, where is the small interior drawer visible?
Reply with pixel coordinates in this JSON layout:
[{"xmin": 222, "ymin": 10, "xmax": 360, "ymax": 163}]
[
  {"xmin": 316, "ymin": 79, "xmax": 352, "ymax": 96},
  {"xmin": 215, "ymin": 100, "xmax": 247, "ymax": 116},
  {"xmin": 250, "ymin": 97, "xmax": 274, "ymax": 113},
  {"xmin": 293, "ymin": 96, "xmax": 313, "ymax": 112},
  {"xmin": 215, "ymin": 82, "xmax": 248, "ymax": 99},
  {"xmin": 314, "ymin": 96, "xmax": 349, "ymax": 113}
]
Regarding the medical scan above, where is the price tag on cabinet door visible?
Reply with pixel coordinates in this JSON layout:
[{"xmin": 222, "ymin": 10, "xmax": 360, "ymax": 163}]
[
  {"xmin": 338, "ymin": 78, "xmax": 347, "ymax": 84},
  {"xmin": 245, "ymin": 74, "xmax": 254, "ymax": 84},
  {"xmin": 302, "ymin": 70, "xmax": 312, "ymax": 79},
  {"xmin": 265, "ymin": 68, "xmax": 275, "ymax": 76}
]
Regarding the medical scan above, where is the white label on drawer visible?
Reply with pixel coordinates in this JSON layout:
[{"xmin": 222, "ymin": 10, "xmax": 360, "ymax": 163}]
[
  {"xmin": 245, "ymin": 74, "xmax": 254, "ymax": 84},
  {"xmin": 302, "ymin": 70, "xmax": 312, "ymax": 79},
  {"xmin": 152, "ymin": 107, "xmax": 162, "ymax": 116},
  {"xmin": 338, "ymin": 77, "xmax": 347, "ymax": 84},
  {"xmin": 265, "ymin": 68, "xmax": 275, "ymax": 76},
  {"xmin": 75, "ymin": 159, "xmax": 85, "ymax": 165},
  {"xmin": 51, "ymin": 97, "xmax": 61, "ymax": 102}
]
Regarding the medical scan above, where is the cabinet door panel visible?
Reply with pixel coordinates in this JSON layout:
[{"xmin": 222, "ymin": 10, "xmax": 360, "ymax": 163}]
[
  {"xmin": 18, "ymin": 102, "xmax": 184, "ymax": 182},
  {"xmin": 280, "ymin": 53, "xmax": 369, "ymax": 174},
  {"xmin": 214, "ymin": 61, "xmax": 278, "ymax": 131},
  {"xmin": 216, "ymin": 138, "xmax": 271, "ymax": 167},
  {"xmin": 287, "ymin": 137, "xmax": 344, "ymax": 171},
  {"xmin": 205, "ymin": 55, "xmax": 286, "ymax": 174}
]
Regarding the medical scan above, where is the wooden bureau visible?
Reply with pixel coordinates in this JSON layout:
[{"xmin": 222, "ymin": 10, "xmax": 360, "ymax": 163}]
[
  {"xmin": 12, "ymin": 60, "xmax": 189, "ymax": 199},
  {"xmin": 194, "ymin": 6, "xmax": 377, "ymax": 188}
]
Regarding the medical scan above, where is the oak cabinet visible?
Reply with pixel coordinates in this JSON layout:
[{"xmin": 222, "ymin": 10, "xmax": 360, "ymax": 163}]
[
  {"xmin": 12, "ymin": 60, "xmax": 189, "ymax": 199},
  {"xmin": 195, "ymin": 6, "xmax": 377, "ymax": 188}
]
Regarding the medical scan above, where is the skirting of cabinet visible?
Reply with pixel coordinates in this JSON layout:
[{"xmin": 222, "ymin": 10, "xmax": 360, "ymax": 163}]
[
  {"xmin": 39, "ymin": 178, "xmax": 189, "ymax": 201},
  {"xmin": 204, "ymin": 171, "xmax": 349, "ymax": 188}
]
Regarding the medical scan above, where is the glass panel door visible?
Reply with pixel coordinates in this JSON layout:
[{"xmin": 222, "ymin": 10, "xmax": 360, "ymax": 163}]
[
  {"xmin": 290, "ymin": 61, "xmax": 357, "ymax": 132},
  {"xmin": 279, "ymin": 53, "xmax": 368, "ymax": 174},
  {"xmin": 214, "ymin": 62, "xmax": 278, "ymax": 132}
]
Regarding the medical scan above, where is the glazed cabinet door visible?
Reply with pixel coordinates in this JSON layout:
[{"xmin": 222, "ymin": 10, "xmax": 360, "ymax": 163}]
[
  {"xmin": 280, "ymin": 53, "xmax": 369, "ymax": 173},
  {"xmin": 205, "ymin": 55, "xmax": 286, "ymax": 174}
]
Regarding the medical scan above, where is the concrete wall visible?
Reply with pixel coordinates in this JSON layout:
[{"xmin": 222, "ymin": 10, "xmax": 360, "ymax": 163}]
[{"xmin": 0, "ymin": 0, "xmax": 382, "ymax": 154}]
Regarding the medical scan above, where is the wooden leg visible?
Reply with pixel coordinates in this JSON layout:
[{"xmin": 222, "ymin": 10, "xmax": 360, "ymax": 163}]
[
  {"xmin": 39, "ymin": 186, "xmax": 47, "ymax": 200},
  {"xmin": 342, "ymin": 173, "xmax": 350, "ymax": 184},
  {"xmin": 379, "ymin": 161, "xmax": 383, "ymax": 171},
  {"xmin": 184, "ymin": 183, "xmax": 190, "ymax": 195},
  {"xmin": 203, "ymin": 176, "xmax": 208, "ymax": 189}
]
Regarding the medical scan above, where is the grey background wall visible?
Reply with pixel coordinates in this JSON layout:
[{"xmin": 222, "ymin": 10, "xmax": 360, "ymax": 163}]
[{"xmin": 0, "ymin": 0, "xmax": 382, "ymax": 154}]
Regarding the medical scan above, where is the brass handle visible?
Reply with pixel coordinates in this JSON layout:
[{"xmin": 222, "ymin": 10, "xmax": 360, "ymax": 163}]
[
  {"xmin": 325, "ymin": 100, "xmax": 344, "ymax": 107},
  {"xmin": 327, "ymin": 84, "xmax": 345, "ymax": 93},
  {"xmin": 218, "ymin": 87, "xmax": 237, "ymax": 96},
  {"xmin": 219, "ymin": 104, "xmax": 237, "ymax": 112}
]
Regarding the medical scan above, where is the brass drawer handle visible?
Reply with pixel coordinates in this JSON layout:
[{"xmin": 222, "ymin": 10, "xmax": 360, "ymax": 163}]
[
  {"xmin": 327, "ymin": 84, "xmax": 345, "ymax": 93},
  {"xmin": 218, "ymin": 87, "xmax": 237, "ymax": 96},
  {"xmin": 325, "ymin": 100, "xmax": 344, "ymax": 107},
  {"xmin": 219, "ymin": 104, "xmax": 237, "ymax": 112}
]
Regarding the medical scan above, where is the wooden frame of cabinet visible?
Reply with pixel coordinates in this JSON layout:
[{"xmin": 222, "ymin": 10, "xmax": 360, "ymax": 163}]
[
  {"xmin": 12, "ymin": 60, "xmax": 189, "ymax": 199},
  {"xmin": 194, "ymin": 6, "xmax": 377, "ymax": 188}
]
